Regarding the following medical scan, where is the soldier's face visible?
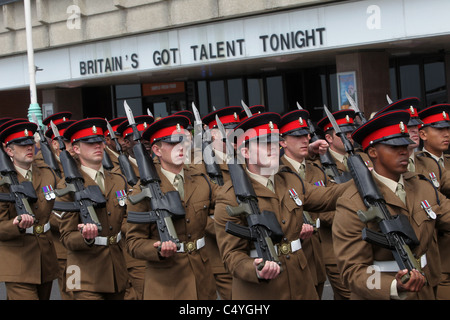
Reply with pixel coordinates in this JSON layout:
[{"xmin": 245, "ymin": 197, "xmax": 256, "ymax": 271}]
[
  {"xmin": 153, "ymin": 141, "xmax": 185, "ymax": 169},
  {"xmin": 420, "ymin": 126, "xmax": 450, "ymax": 155},
  {"xmin": 407, "ymin": 125, "xmax": 420, "ymax": 149},
  {"xmin": 280, "ymin": 134, "xmax": 310, "ymax": 161},
  {"xmin": 326, "ymin": 130, "xmax": 353, "ymax": 154},
  {"xmin": 73, "ymin": 141, "xmax": 104, "ymax": 168},
  {"xmin": 368, "ymin": 144, "xmax": 409, "ymax": 180},
  {"xmin": 6, "ymin": 143, "xmax": 34, "ymax": 170},
  {"xmin": 243, "ymin": 140, "xmax": 280, "ymax": 176}
]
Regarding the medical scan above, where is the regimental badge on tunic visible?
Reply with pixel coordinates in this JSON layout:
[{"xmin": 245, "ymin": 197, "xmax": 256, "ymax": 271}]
[
  {"xmin": 421, "ymin": 200, "xmax": 436, "ymax": 219},
  {"xmin": 288, "ymin": 188, "xmax": 302, "ymax": 207},
  {"xmin": 116, "ymin": 190, "xmax": 127, "ymax": 206},
  {"xmin": 42, "ymin": 185, "xmax": 55, "ymax": 200},
  {"xmin": 429, "ymin": 172, "xmax": 440, "ymax": 188}
]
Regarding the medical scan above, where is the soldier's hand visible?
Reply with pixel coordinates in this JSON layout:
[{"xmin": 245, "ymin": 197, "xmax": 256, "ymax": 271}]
[
  {"xmin": 13, "ymin": 214, "xmax": 34, "ymax": 229},
  {"xmin": 155, "ymin": 240, "xmax": 177, "ymax": 258},
  {"xmin": 254, "ymin": 259, "xmax": 280, "ymax": 280},
  {"xmin": 300, "ymin": 223, "xmax": 314, "ymax": 240},
  {"xmin": 78, "ymin": 223, "xmax": 98, "ymax": 240},
  {"xmin": 308, "ymin": 139, "xmax": 329, "ymax": 156},
  {"xmin": 396, "ymin": 269, "xmax": 426, "ymax": 292}
]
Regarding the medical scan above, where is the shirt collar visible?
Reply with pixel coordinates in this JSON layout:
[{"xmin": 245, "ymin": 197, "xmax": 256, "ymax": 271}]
[
  {"xmin": 423, "ymin": 147, "xmax": 444, "ymax": 163},
  {"xmin": 81, "ymin": 165, "xmax": 104, "ymax": 182},
  {"xmin": 246, "ymin": 168, "xmax": 275, "ymax": 191},
  {"xmin": 329, "ymin": 148, "xmax": 347, "ymax": 163},
  {"xmin": 372, "ymin": 170, "xmax": 405, "ymax": 194},
  {"xmin": 161, "ymin": 167, "xmax": 184, "ymax": 186},
  {"xmin": 14, "ymin": 165, "xmax": 31, "ymax": 180},
  {"xmin": 282, "ymin": 154, "xmax": 306, "ymax": 172}
]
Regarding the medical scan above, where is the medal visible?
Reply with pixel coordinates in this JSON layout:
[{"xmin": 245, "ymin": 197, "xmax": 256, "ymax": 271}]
[
  {"xmin": 42, "ymin": 185, "xmax": 55, "ymax": 201},
  {"xmin": 314, "ymin": 180, "xmax": 325, "ymax": 187},
  {"xmin": 429, "ymin": 172, "xmax": 440, "ymax": 188},
  {"xmin": 421, "ymin": 200, "xmax": 436, "ymax": 219},
  {"xmin": 288, "ymin": 188, "xmax": 302, "ymax": 207},
  {"xmin": 116, "ymin": 190, "xmax": 127, "ymax": 206}
]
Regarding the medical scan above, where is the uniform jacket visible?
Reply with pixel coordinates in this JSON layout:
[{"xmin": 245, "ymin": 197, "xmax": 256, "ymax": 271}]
[
  {"xmin": 214, "ymin": 165, "xmax": 348, "ymax": 300},
  {"xmin": 125, "ymin": 164, "xmax": 218, "ymax": 300},
  {"xmin": 0, "ymin": 163, "xmax": 60, "ymax": 284},
  {"xmin": 333, "ymin": 171, "xmax": 450, "ymax": 299},
  {"xmin": 58, "ymin": 168, "xmax": 129, "ymax": 293}
]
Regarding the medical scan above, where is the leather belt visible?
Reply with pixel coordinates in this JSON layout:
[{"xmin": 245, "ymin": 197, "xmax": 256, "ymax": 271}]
[
  {"xmin": 249, "ymin": 238, "xmax": 302, "ymax": 257},
  {"xmin": 94, "ymin": 232, "xmax": 122, "ymax": 246},
  {"xmin": 177, "ymin": 237, "xmax": 206, "ymax": 253},
  {"xmin": 25, "ymin": 222, "xmax": 50, "ymax": 235}
]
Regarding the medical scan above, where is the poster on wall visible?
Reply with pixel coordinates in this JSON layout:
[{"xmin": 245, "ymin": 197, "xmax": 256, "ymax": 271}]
[{"xmin": 337, "ymin": 71, "xmax": 356, "ymax": 109}]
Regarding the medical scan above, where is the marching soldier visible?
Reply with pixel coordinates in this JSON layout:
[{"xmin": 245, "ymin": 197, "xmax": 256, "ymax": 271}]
[
  {"xmin": 417, "ymin": 104, "xmax": 450, "ymax": 299},
  {"xmin": 333, "ymin": 110, "xmax": 450, "ymax": 299},
  {"xmin": 199, "ymin": 106, "xmax": 243, "ymax": 300},
  {"xmin": 0, "ymin": 121, "xmax": 60, "ymax": 299},
  {"xmin": 213, "ymin": 112, "xmax": 348, "ymax": 299},
  {"xmin": 279, "ymin": 108, "xmax": 331, "ymax": 298},
  {"xmin": 57, "ymin": 118, "xmax": 129, "ymax": 299},
  {"xmin": 126, "ymin": 114, "xmax": 218, "ymax": 300}
]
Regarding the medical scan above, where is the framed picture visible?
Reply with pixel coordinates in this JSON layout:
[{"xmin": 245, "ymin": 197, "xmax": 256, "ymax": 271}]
[{"xmin": 337, "ymin": 71, "xmax": 357, "ymax": 109}]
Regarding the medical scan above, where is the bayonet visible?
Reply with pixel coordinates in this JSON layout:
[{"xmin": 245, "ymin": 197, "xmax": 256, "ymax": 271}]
[
  {"xmin": 296, "ymin": 102, "xmax": 303, "ymax": 110},
  {"xmin": 241, "ymin": 100, "xmax": 252, "ymax": 119},
  {"xmin": 345, "ymin": 91, "xmax": 366, "ymax": 124},
  {"xmin": 386, "ymin": 94, "xmax": 393, "ymax": 104},
  {"xmin": 324, "ymin": 105, "xmax": 354, "ymax": 154}
]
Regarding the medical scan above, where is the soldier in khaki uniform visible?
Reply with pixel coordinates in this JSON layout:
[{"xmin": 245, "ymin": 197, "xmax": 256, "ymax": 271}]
[
  {"xmin": 214, "ymin": 112, "xmax": 349, "ymax": 300},
  {"xmin": 126, "ymin": 114, "xmax": 217, "ymax": 300},
  {"xmin": 279, "ymin": 108, "xmax": 331, "ymax": 298},
  {"xmin": 58, "ymin": 118, "xmax": 129, "ymax": 300},
  {"xmin": 0, "ymin": 121, "xmax": 60, "ymax": 300},
  {"xmin": 417, "ymin": 104, "xmax": 450, "ymax": 299},
  {"xmin": 333, "ymin": 110, "xmax": 450, "ymax": 299}
]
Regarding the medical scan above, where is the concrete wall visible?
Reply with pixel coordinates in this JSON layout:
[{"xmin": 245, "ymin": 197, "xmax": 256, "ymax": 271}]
[{"xmin": 0, "ymin": 0, "xmax": 336, "ymax": 57}]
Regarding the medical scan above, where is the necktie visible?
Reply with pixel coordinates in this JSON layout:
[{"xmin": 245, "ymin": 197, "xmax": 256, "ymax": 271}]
[
  {"xmin": 174, "ymin": 174, "xmax": 184, "ymax": 199},
  {"xmin": 25, "ymin": 170, "xmax": 32, "ymax": 182},
  {"xmin": 395, "ymin": 182, "xmax": 406, "ymax": 205},
  {"xmin": 95, "ymin": 171, "xmax": 105, "ymax": 192},
  {"xmin": 298, "ymin": 163, "xmax": 306, "ymax": 179},
  {"xmin": 343, "ymin": 155, "xmax": 349, "ymax": 170},
  {"xmin": 266, "ymin": 179, "xmax": 275, "ymax": 193},
  {"xmin": 407, "ymin": 158, "xmax": 415, "ymax": 172}
]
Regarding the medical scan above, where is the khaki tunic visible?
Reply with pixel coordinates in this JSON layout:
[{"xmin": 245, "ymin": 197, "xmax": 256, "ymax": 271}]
[
  {"xmin": 214, "ymin": 165, "xmax": 348, "ymax": 300},
  {"xmin": 58, "ymin": 169, "xmax": 129, "ymax": 294},
  {"xmin": 333, "ymin": 171, "xmax": 450, "ymax": 299},
  {"xmin": 126, "ymin": 164, "xmax": 217, "ymax": 300},
  {"xmin": 0, "ymin": 163, "xmax": 60, "ymax": 284}
]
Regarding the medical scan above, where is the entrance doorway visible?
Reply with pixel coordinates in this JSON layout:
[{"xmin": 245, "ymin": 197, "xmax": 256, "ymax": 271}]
[{"xmin": 142, "ymin": 82, "xmax": 187, "ymax": 119}]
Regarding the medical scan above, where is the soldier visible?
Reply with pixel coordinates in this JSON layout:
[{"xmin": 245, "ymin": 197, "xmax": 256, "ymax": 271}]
[
  {"xmin": 278, "ymin": 108, "xmax": 331, "ymax": 298},
  {"xmin": 333, "ymin": 109, "xmax": 450, "ymax": 299},
  {"xmin": 126, "ymin": 114, "xmax": 218, "ymax": 300},
  {"xmin": 213, "ymin": 112, "xmax": 348, "ymax": 300},
  {"xmin": 0, "ymin": 121, "xmax": 60, "ymax": 299},
  {"xmin": 199, "ymin": 106, "xmax": 243, "ymax": 300},
  {"xmin": 57, "ymin": 118, "xmax": 129, "ymax": 300},
  {"xmin": 417, "ymin": 104, "xmax": 450, "ymax": 299},
  {"xmin": 43, "ymin": 117, "xmax": 76, "ymax": 300}
]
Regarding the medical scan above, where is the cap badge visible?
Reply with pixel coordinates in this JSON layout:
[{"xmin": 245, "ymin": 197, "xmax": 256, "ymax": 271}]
[
  {"xmin": 92, "ymin": 126, "xmax": 97, "ymax": 134},
  {"xmin": 233, "ymin": 112, "xmax": 238, "ymax": 121},
  {"xmin": 443, "ymin": 111, "xmax": 448, "ymax": 120},
  {"xmin": 176, "ymin": 123, "xmax": 181, "ymax": 132},
  {"xmin": 63, "ymin": 117, "xmax": 67, "ymax": 121},
  {"xmin": 298, "ymin": 117, "xmax": 304, "ymax": 126},
  {"xmin": 144, "ymin": 122, "xmax": 148, "ymax": 128},
  {"xmin": 269, "ymin": 121, "xmax": 274, "ymax": 131},
  {"xmin": 399, "ymin": 121, "xmax": 405, "ymax": 133},
  {"xmin": 410, "ymin": 106, "xmax": 415, "ymax": 115},
  {"xmin": 24, "ymin": 129, "xmax": 28, "ymax": 136},
  {"xmin": 345, "ymin": 115, "xmax": 350, "ymax": 123}
]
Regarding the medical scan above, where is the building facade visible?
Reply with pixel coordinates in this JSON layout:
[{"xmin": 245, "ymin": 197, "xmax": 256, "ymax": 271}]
[{"xmin": 1, "ymin": 0, "xmax": 450, "ymax": 123}]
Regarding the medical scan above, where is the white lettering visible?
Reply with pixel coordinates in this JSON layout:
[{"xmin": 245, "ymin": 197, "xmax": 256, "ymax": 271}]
[{"xmin": 366, "ymin": 5, "xmax": 381, "ymax": 30}]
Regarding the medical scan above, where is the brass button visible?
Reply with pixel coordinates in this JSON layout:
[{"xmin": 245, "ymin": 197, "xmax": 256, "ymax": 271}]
[
  {"xmin": 186, "ymin": 241, "xmax": 196, "ymax": 252},
  {"xmin": 280, "ymin": 243, "xmax": 291, "ymax": 255},
  {"xmin": 35, "ymin": 225, "xmax": 43, "ymax": 234},
  {"xmin": 109, "ymin": 236, "xmax": 116, "ymax": 245}
]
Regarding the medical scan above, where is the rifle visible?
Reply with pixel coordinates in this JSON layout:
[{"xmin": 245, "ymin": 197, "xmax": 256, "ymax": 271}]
[
  {"xmin": 31, "ymin": 113, "xmax": 62, "ymax": 178},
  {"xmin": 297, "ymin": 102, "xmax": 351, "ymax": 184},
  {"xmin": 216, "ymin": 115, "xmax": 283, "ymax": 270},
  {"xmin": 323, "ymin": 105, "xmax": 423, "ymax": 283},
  {"xmin": 105, "ymin": 119, "xmax": 138, "ymax": 186},
  {"xmin": 102, "ymin": 149, "xmax": 114, "ymax": 171},
  {"xmin": 0, "ymin": 145, "xmax": 37, "ymax": 223},
  {"xmin": 192, "ymin": 102, "xmax": 224, "ymax": 186},
  {"xmin": 124, "ymin": 101, "xmax": 185, "ymax": 250},
  {"xmin": 50, "ymin": 121, "xmax": 105, "ymax": 232}
]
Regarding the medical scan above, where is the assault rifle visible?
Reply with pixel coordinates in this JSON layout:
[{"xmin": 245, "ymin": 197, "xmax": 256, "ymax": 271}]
[
  {"xmin": 296, "ymin": 103, "xmax": 351, "ymax": 184},
  {"xmin": 31, "ymin": 113, "xmax": 62, "ymax": 178},
  {"xmin": 124, "ymin": 101, "xmax": 185, "ymax": 250},
  {"xmin": 50, "ymin": 121, "xmax": 105, "ymax": 232},
  {"xmin": 216, "ymin": 116, "xmax": 283, "ymax": 270},
  {"xmin": 324, "ymin": 105, "xmax": 423, "ymax": 283},
  {"xmin": 0, "ymin": 145, "xmax": 37, "ymax": 223},
  {"xmin": 105, "ymin": 119, "xmax": 138, "ymax": 186},
  {"xmin": 192, "ymin": 102, "xmax": 224, "ymax": 186}
]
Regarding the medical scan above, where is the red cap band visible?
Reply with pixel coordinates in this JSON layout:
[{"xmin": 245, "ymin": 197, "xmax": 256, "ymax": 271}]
[
  {"xmin": 323, "ymin": 117, "xmax": 354, "ymax": 132},
  {"xmin": 280, "ymin": 118, "xmax": 308, "ymax": 135},
  {"xmin": 150, "ymin": 125, "xmax": 185, "ymax": 143},
  {"xmin": 123, "ymin": 122, "xmax": 150, "ymax": 138},
  {"xmin": 236, "ymin": 123, "xmax": 279, "ymax": 146},
  {"xmin": 208, "ymin": 114, "xmax": 239, "ymax": 129},
  {"xmin": 421, "ymin": 111, "xmax": 450, "ymax": 126},
  {"xmin": 361, "ymin": 122, "xmax": 408, "ymax": 150},
  {"xmin": 4, "ymin": 129, "xmax": 34, "ymax": 144},
  {"xmin": 71, "ymin": 126, "xmax": 104, "ymax": 142}
]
